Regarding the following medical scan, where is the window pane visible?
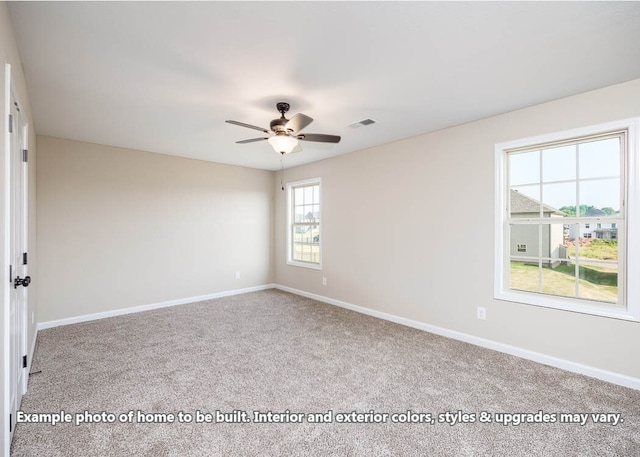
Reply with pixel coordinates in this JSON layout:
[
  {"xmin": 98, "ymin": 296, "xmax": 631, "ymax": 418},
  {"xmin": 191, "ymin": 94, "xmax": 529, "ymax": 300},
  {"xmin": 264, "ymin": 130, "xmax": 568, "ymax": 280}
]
[
  {"xmin": 578, "ymin": 262, "xmax": 618, "ymax": 303},
  {"xmin": 300, "ymin": 205, "xmax": 313, "ymax": 222},
  {"xmin": 510, "ymin": 224, "xmax": 540, "ymax": 259},
  {"xmin": 295, "ymin": 224, "xmax": 311, "ymax": 238},
  {"xmin": 579, "ymin": 137, "xmax": 620, "ymax": 179},
  {"xmin": 545, "ymin": 223, "xmax": 567, "ymax": 263},
  {"xmin": 509, "ymin": 150, "xmax": 539, "ymax": 185},
  {"xmin": 566, "ymin": 223, "xmax": 580, "ymax": 252},
  {"xmin": 294, "ymin": 204, "xmax": 305, "ymax": 222},
  {"xmin": 542, "ymin": 182, "xmax": 575, "ymax": 217},
  {"xmin": 541, "ymin": 261, "xmax": 577, "ymax": 299},
  {"xmin": 578, "ymin": 179, "xmax": 620, "ymax": 215},
  {"xmin": 304, "ymin": 186, "xmax": 314, "ymax": 204},
  {"xmin": 510, "ymin": 261, "xmax": 540, "ymax": 292},
  {"xmin": 577, "ymin": 261, "xmax": 618, "ymax": 304},
  {"xmin": 510, "ymin": 186, "xmax": 540, "ymax": 217},
  {"xmin": 542, "ymin": 144, "xmax": 576, "ymax": 183}
]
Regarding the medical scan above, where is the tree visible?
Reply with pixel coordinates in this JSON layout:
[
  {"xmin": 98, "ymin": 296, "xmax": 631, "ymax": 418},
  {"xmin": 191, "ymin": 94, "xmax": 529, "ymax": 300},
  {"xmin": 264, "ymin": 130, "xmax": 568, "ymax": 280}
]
[
  {"xmin": 558, "ymin": 205, "xmax": 598, "ymax": 217},
  {"xmin": 559, "ymin": 206, "xmax": 576, "ymax": 217}
]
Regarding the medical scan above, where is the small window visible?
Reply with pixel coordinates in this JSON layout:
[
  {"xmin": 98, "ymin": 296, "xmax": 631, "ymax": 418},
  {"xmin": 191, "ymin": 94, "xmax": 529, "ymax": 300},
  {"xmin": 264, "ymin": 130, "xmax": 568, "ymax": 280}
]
[
  {"xmin": 585, "ymin": 223, "xmax": 590, "ymax": 229},
  {"xmin": 286, "ymin": 178, "xmax": 321, "ymax": 269}
]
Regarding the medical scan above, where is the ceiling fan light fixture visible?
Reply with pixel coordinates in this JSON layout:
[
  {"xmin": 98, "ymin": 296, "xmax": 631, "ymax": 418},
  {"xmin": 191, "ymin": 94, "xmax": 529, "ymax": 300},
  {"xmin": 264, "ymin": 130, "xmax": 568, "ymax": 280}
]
[
  {"xmin": 228, "ymin": 102, "xmax": 340, "ymax": 155},
  {"xmin": 268, "ymin": 134, "xmax": 299, "ymax": 154}
]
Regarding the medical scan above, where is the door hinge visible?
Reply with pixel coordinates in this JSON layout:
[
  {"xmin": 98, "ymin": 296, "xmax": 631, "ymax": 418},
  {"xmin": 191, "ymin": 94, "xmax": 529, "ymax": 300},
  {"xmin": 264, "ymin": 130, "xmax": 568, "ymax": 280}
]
[
  {"xmin": 9, "ymin": 413, "xmax": 12, "ymax": 433},
  {"xmin": 9, "ymin": 265, "xmax": 12, "ymax": 283},
  {"xmin": 23, "ymin": 149, "xmax": 28, "ymax": 162},
  {"xmin": 23, "ymin": 252, "xmax": 28, "ymax": 265},
  {"xmin": 8, "ymin": 113, "xmax": 13, "ymax": 133},
  {"xmin": 22, "ymin": 355, "xmax": 27, "ymax": 368}
]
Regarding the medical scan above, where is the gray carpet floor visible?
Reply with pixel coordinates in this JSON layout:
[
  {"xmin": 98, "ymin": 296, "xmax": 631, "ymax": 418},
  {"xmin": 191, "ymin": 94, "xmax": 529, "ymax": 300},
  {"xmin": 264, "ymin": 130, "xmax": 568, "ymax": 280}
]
[{"xmin": 10, "ymin": 289, "xmax": 640, "ymax": 456}]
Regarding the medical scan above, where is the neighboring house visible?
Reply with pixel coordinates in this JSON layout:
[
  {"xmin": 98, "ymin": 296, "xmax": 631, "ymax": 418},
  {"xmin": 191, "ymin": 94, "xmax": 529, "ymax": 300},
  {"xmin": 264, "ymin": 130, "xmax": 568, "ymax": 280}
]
[
  {"xmin": 594, "ymin": 226, "xmax": 618, "ymax": 240},
  {"xmin": 567, "ymin": 208, "xmax": 618, "ymax": 240},
  {"xmin": 510, "ymin": 190, "xmax": 567, "ymax": 266}
]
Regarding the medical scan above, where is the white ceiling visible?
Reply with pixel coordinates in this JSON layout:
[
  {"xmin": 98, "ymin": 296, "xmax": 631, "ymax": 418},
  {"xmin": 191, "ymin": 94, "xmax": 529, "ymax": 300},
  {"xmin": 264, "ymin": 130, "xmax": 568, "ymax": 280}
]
[{"xmin": 8, "ymin": 1, "xmax": 640, "ymax": 171}]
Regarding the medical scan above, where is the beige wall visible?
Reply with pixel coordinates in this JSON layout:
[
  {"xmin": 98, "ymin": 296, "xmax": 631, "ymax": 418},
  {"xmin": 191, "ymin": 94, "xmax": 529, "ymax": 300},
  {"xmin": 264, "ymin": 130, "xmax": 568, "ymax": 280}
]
[
  {"xmin": 275, "ymin": 78, "xmax": 640, "ymax": 379},
  {"xmin": 4, "ymin": 0, "xmax": 638, "ymax": 408},
  {"xmin": 1, "ymin": 1, "xmax": 38, "ymax": 451},
  {"xmin": 36, "ymin": 136, "xmax": 274, "ymax": 322}
]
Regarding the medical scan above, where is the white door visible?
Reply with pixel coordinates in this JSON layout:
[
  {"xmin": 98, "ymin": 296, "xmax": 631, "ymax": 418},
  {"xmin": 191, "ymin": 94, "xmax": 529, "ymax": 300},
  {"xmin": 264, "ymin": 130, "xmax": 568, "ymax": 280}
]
[{"xmin": 8, "ymin": 91, "xmax": 29, "ymax": 440}]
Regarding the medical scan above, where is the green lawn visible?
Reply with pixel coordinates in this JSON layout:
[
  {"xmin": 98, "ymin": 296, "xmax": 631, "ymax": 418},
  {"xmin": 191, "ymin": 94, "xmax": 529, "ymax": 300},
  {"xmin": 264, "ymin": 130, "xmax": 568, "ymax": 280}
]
[
  {"xmin": 510, "ymin": 262, "xmax": 618, "ymax": 303},
  {"xmin": 567, "ymin": 239, "xmax": 618, "ymax": 260}
]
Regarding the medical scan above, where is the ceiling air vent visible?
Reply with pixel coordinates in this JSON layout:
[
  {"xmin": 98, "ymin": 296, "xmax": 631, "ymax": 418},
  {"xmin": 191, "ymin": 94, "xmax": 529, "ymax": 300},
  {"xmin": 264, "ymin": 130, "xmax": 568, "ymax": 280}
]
[{"xmin": 348, "ymin": 118, "xmax": 377, "ymax": 128}]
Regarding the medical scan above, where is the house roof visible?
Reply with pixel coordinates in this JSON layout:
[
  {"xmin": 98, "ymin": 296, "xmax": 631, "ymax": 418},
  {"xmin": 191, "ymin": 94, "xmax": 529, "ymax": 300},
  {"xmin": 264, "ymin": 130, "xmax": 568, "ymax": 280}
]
[
  {"xmin": 510, "ymin": 190, "xmax": 566, "ymax": 216},
  {"xmin": 585, "ymin": 208, "xmax": 607, "ymax": 217}
]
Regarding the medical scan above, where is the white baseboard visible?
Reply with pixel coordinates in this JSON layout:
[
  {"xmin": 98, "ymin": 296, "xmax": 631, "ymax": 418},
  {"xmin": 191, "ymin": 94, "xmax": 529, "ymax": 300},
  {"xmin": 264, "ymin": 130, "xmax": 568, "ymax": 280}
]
[
  {"xmin": 274, "ymin": 284, "xmax": 640, "ymax": 391},
  {"xmin": 37, "ymin": 284, "xmax": 276, "ymax": 330},
  {"xmin": 34, "ymin": 283, "xmax": 640, "ymax": 390}
]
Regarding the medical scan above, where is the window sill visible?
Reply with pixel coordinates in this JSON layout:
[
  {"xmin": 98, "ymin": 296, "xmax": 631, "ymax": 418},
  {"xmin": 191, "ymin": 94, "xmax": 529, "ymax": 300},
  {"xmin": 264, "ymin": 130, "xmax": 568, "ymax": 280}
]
[
  {"xmin": 286, "ymin": 260, "xmax": 322, "ymax": 270},
  {"xmin": 495, "ymin": 289, "xmax": 639, "ymax": 322}
]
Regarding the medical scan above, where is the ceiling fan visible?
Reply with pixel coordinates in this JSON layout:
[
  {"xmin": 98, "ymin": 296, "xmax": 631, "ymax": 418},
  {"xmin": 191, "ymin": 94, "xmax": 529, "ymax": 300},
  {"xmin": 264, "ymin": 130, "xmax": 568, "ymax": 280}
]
[{"xmin": 226, "ymin": 102, "xmax": 341, "ymax": 155}]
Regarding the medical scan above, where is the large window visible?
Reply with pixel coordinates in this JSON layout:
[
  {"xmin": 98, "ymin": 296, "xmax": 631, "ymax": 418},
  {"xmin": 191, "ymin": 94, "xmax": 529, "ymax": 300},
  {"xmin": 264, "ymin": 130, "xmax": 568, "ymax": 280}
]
[
  {"xmin": 495, "ymin": 119, "xmax": 639, "ymax": 321},
  {"xmin": 286, "ymin": 178, "xmax": 321, "ymax": 269}
]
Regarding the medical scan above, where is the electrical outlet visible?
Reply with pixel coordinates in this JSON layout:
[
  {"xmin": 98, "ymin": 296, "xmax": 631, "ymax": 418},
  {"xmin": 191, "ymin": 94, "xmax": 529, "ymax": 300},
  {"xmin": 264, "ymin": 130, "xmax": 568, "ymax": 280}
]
[
  {"xmin": 235, "ymin": 271, "xmax": 241, "ymax": 280},
  {"xmin": 477, "ymin": 307, "xmax": 487, "ymax": 320},
  {"xmin": 322, "ymin": 277, "xmax": 327, "ymax": 286}
]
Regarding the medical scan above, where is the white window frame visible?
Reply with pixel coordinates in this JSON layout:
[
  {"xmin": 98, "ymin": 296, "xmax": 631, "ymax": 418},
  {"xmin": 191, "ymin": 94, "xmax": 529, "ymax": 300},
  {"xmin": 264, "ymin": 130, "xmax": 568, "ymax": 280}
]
[
  {"xmin": 286, "ymin": 177, "xmax": 322, "ymax": 270},
  {"xmin": 494, "ymin": 118, "xmax": 640, "ymax": 321}
]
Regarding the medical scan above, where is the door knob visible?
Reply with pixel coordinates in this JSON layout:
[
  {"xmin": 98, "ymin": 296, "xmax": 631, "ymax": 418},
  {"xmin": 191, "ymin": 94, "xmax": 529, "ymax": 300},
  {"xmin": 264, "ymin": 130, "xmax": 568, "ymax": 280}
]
[{"xmin": 14, "ymin": 276, "xmax": 31, "ymax": 289}]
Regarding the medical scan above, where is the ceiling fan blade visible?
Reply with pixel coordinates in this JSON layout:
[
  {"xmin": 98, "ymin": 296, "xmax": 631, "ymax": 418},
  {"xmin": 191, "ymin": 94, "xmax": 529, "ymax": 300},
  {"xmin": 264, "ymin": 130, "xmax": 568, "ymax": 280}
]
[
  {"xmin": 286, "ymin": 113, "xmax": 313, "ymax": 133},
  {"xmin": 226, "ymin": 120, "xmax": 270, "ymax": 133},
  {"xmin": 298, "ymin": 133, "xmax": 341, "ymax": 143},
  {"xmin": 236, "ymin": 137, "xmax": 268, "ymax": 144}
]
